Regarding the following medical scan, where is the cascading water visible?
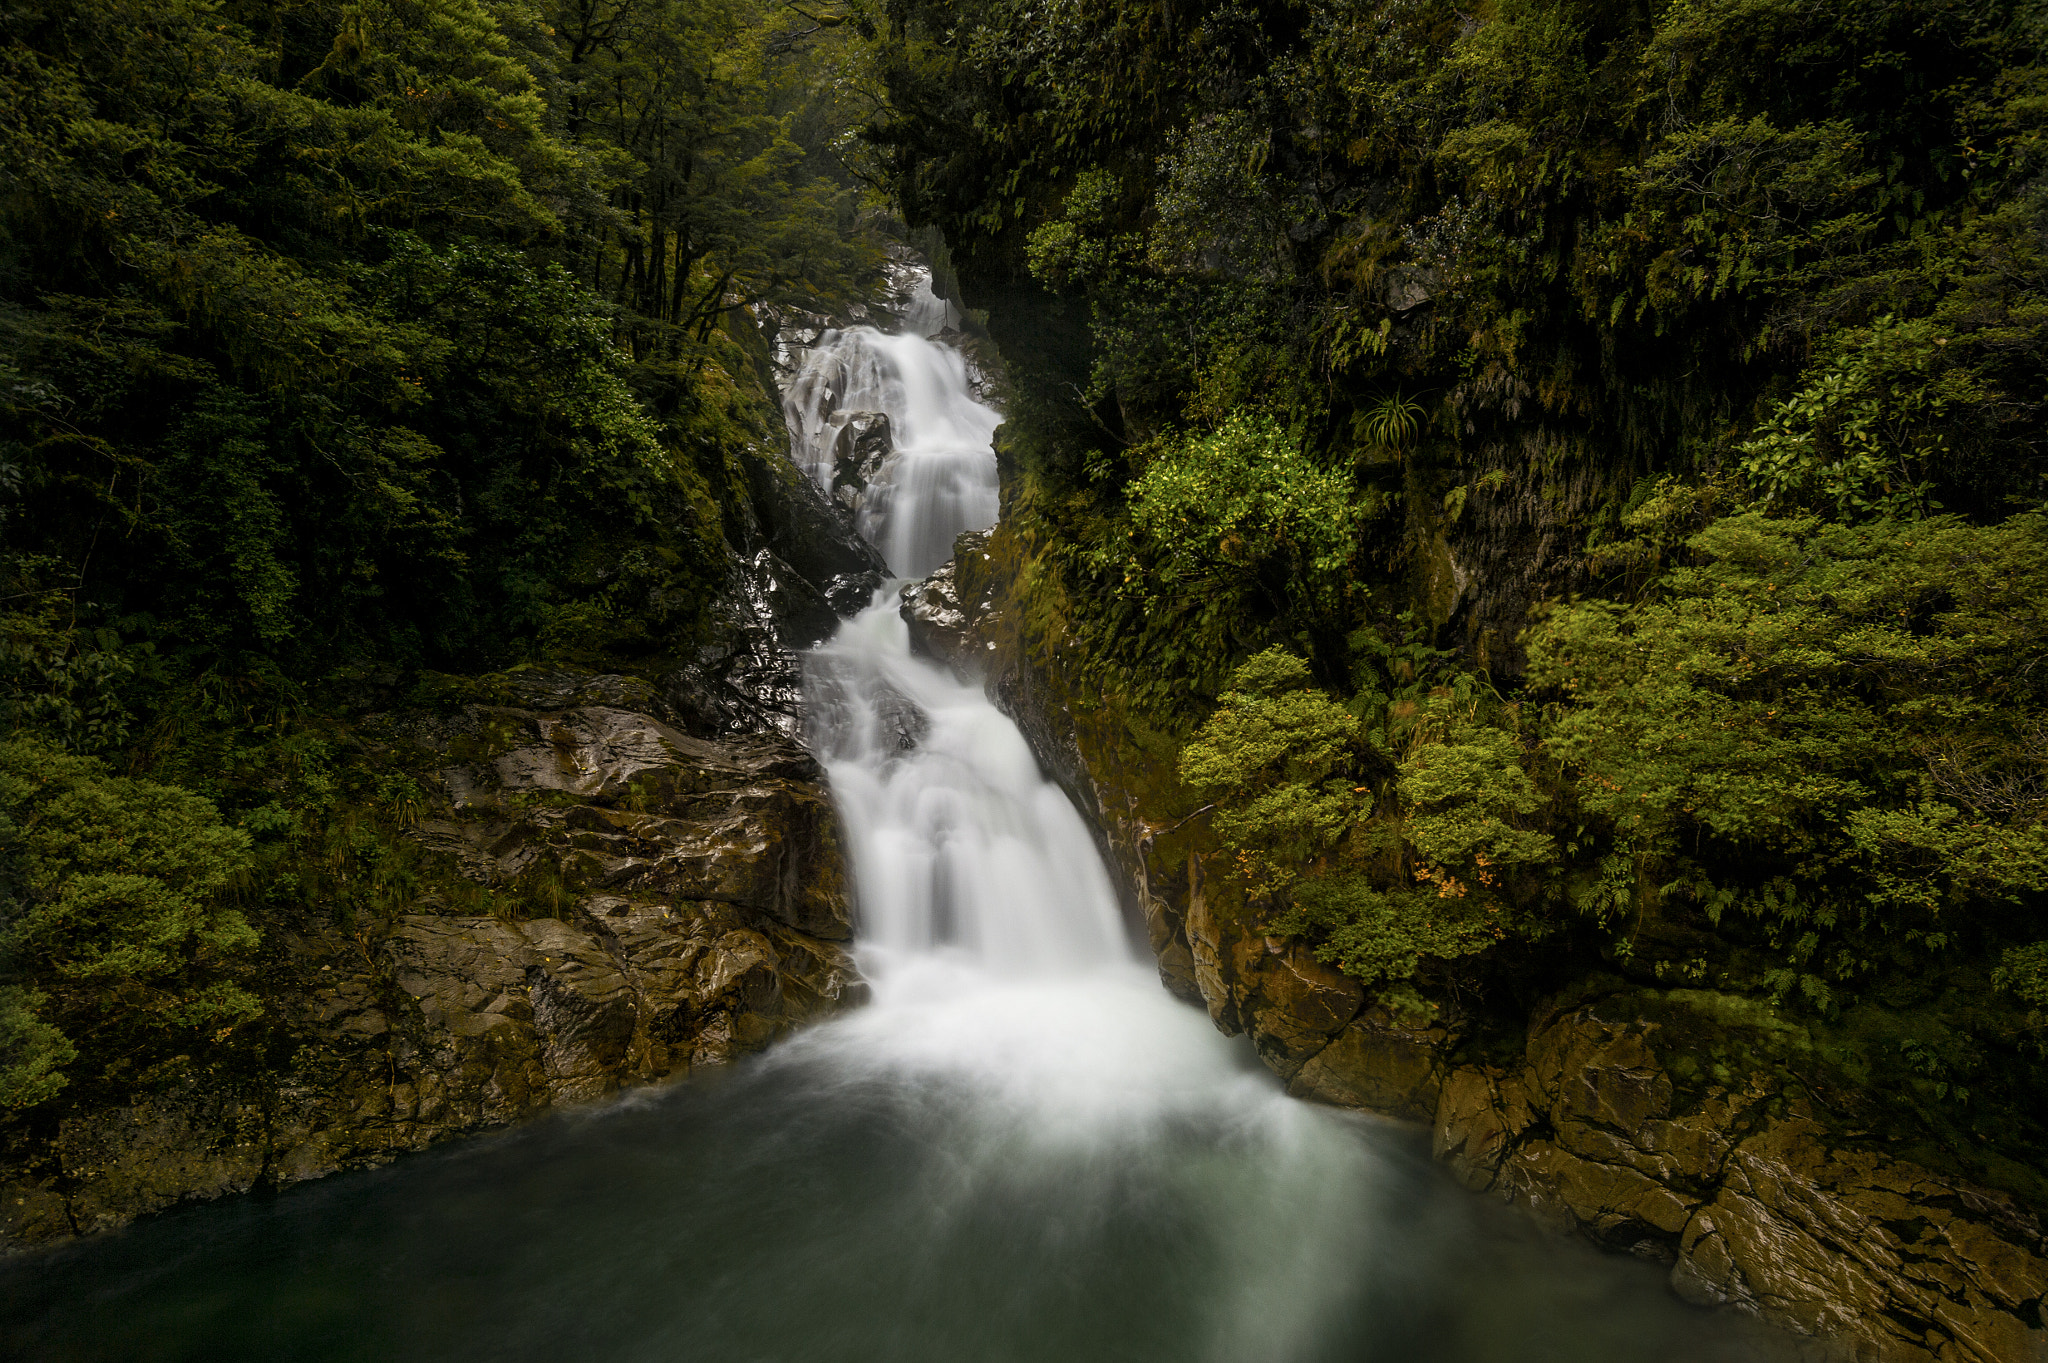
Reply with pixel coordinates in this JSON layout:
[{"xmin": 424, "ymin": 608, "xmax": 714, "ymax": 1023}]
[
  {"xmin": 780, "ymin": 320, "xmax": 998, "ymax": 578},
  {"xmin": 0, "ymin": 276, "xmax": 1792, "ymax": 1363}
]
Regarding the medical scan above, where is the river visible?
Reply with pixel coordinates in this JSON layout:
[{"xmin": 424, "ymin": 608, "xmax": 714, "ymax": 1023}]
[{"xmin": 0, "ymin": 285, "xmax": 1792, "ymax": 1363}]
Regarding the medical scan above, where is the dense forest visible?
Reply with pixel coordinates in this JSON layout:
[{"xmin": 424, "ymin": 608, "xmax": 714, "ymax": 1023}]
[
  {"xmin": 869, "ymin": 0, "xmax": 2048, "ymax": 1195},
  {"xmin": 0, "ymin": 0, "xmax": 885, "ymax": 1116},
  {"xmin": 4, "ymin": 0, "xmax": 2048, "ymax": 1239}
]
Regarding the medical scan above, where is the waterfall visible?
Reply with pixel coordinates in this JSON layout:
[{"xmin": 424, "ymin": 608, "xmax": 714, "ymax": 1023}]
[
  {"xmin": 805, "ymin": 601, "xmax": 1131, "ymax": 976},
  {"xmin": 0, "ymin": 269, "xmax": 1792, "ymax": 1363},
  {"xmin": 780, "ymin": 323, "xmax": 1000, "ymax": 579},
  {"xmin": 794, "ymin": 306, "xmax": 1124, "ymax": 978},
  {"xmin": 779, "ymin": 293, "xmax": 1392, "ymax": 1358}
]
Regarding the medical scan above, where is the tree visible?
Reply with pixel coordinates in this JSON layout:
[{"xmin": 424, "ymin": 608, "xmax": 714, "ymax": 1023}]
[{"xmin": 0, "ymin": 738, "xmax": 259, "ymax": 1107}]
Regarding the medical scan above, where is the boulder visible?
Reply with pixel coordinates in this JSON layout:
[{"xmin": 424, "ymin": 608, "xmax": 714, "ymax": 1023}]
[
  {"xmin": 1287, "ymin": 1005, "xmax": 1444, "ymax": 1120},
  {"xmin": 831, "ymin": 411, "xmax": 894, "ymax": 512}
]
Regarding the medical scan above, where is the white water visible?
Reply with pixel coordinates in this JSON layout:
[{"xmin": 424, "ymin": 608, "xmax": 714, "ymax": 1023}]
[
  {"xmin": 781, "ymin": 320, "xmax": 1000, "ymax": 578},
  {"xmin": 798, "ymin": 592, "xmax": 1394, "ymax": 1357}
]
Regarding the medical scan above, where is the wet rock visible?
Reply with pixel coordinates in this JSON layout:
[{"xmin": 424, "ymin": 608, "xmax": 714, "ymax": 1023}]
[
  {"xmin": 831, "ymin": 411, "xmax": 894, "ymax": 513},
  {"xmin": 870, "ymin": 684, "xmax": 930, "ymax": 752},
  {"xmin": 743, "ymin": 448, "xmax": 886, "ymax": 615},
  {"xmin": 0, "ymin": 673, "xmax": 861, "ymax": 1253},
  {"xmin": 662, "ymin": 585, "xmax": 809, "ymax": 738},
  {"xmin": 1287, "ymin": 1005, "xmax": 1443, "ymax": 1120},
  {"xmin": 49, "ymin": 1092, "xmax": 273, "ymax": 1237},
  {"xmin": 428, "ymin": 702, "xmax": 853, "ymax": 942},
  {"xmin": 1669, "ymin": 1120, "xmax": 2048, "ymax": 1362},
  {"xmin": 900, "ymin": 545, "xmax": 979, "ymax": 672},
  {"xmin": 651, "ymin": 396, "xmax": 881, "ymax": 740},
  {"xmin": 1236, "ymin": 939, "xmax": 1365, "ymax": 1079},
  {"xmin": 1432, "ymin": 1068, "xmax": 1531, "ymax": 1191},
  {"xmin": 1381, "ymin": 263, "xmax": 1438, "ymax": 312},
  {"xmin": 1424, "ymin": 1002, "xmax": 2048, "ymax": 1363},
  {"xmin": 932, "ymin": 327, "xmax": 1007, "ymax": 406}
]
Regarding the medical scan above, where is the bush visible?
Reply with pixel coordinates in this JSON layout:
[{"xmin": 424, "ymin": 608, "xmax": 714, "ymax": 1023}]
[
  {"xmin": 0, "ymin": 737, "xmax": 259, "ymax": 1108},
  {"xmin": 1527, "ymin": 510, "xmax": 2048, "ymax": 1000}
]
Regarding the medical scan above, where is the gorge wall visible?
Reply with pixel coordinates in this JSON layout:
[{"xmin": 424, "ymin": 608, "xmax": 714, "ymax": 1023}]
[
  {"xmin": 902, "ymin": 528, "xmax": 2048, "ymax": 1363},
  {"xmin": 2, "ymin": 677, "xmax": 859, "ymax": 1243}
]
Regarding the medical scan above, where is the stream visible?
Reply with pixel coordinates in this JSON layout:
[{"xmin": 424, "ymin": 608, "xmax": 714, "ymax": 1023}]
[{"xmin": 0, "ymin": 288, "xmax": 1793, "ymax": 1363}]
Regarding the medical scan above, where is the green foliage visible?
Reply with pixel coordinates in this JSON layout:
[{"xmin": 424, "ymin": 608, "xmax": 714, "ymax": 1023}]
[
  {"xmin": 0, "ymin": 0, "xmax": 889, "ymax": 1122},
  {"xmin": 1124, "ymin": 411, "xmax": 1370, "ymax": 624},
  {"xmin": 1179, "ymin": 648, "xmax": 1367, "ymax": 888},
  {"xmin": 1275, "ymin": 875, "xmax": 1503, "ymax": 989},
  {"xmin": 1993, "ymin": 942, "xmax": 2048, "ymax": 1008},
  {"xmin": 878, "ymin": 0, "xmax": 2048, "ymax": 725},
  {"xmin": 1737, "ymin": 317, "xmax": 1971, "ymax": 519},
  {"xmin": 0, "ymin": 738, "xmax": 259, "ymax": 1106},
  {"xmin": 1397, "ymin": 708, "xmax": 1554, "ymax": 875},
  {"xmin": 877, "ymin": 0, "xmax": 2048, "ymax": 1195},
  {"xmin": 1355, "ymin": 392, "xmax": 1425, "ymax": 457},
  {"xmin": 0, "ymin": 987, "xmax": 74, "ymax": 1110},
  {"xmin": 550, "ymin": 0, "xmax": 888, "ymax": 344},
  {"xmin": 1181, "ymin": 649, "xmax": 1547, "ymax": 986},
  {"xmin": 1025, "ymin": 168, "xmax": 1133, "ymax": 289},
  {"xmin": 1528, "ymin": 510, "xmax": 2048, "ymax": 997}
]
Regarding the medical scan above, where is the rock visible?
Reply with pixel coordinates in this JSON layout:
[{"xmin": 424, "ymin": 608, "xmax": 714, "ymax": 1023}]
[
  {"xmin": 657, "ymin": 413, "xmax": 884, "ymax": 737},
  {"xmin": 0, "ymin": 672, "xmax": 861, "ymax": 1253},
  {"xmin": 1503, "ymin": 1140, "xmax": 1698, "ymax": 1244},
  {"xmin": 831, "ymin": 411, "xmax": 894, "ymax": 512},
  {"xmin": 1669, "ymin": 1119, "xmax": 2048, "ymax": 1362},
  {"xmin": 900, "ymin": 548, "xmax": 978, "ymax": 673},
  {"xmin": 1526, "ymin": 1007, "xmax": 1675, "ymax": 1136},
  {"xmin": 662, "ymin": 578, "xmax": 811, "ymax": 738},
  {"xmin": 869, "ymin": 684, "xmax": 930, "ymax": 752},
  {"xmin": 1432, "ymin": 1068, "xmax": 1529, "ymax": 1190},
  {"xmin": 428, "ymin": 701, "xmax": 853, "ymax": 942},
  {"xmin": 1381, "ymin": 263, "xmax": 1438, "ymax": 312},
  {"xmin": 932, "ymin": 327, "xmax": 1007, "ymax": 405},
  {"xmin": 1286, "ymin": 1005, "xmax": 1443, "ymax": 1120},
  {"xmin": 1426, "ymin": 1003, "xmax": 2048, "ymax": 1362},
  {"xmin": 1240, "ymin": 939, "xmax": 1365, "ymax": 1078},
  {"xmin": 52, "ymin": 1092, "xmax": 273, "ymax": 1236}
]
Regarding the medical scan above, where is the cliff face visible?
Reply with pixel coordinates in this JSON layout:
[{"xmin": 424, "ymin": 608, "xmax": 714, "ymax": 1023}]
[
  {"xmin": 903, "ymin": 530, "xmax": 2048, "ymax": 1363},
  {"xmin": 0, "ymin": 668, "xmax": 863, "ymax": 1249}
]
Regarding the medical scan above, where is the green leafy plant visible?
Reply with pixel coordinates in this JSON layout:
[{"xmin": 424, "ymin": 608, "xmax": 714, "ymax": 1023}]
[
  {"xmin": 0, "ymin": 738, "xmax": 260, "ymax": 1108},
  {"xmin": 1125, "ymin": 412, "xmax": 1370, "ymax": 624}
]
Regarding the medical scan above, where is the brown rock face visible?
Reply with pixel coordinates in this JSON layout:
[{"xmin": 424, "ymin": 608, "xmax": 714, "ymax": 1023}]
[
  {"xmin": 1349, "ymin": 998, "xmax": 2048, "ymax": 1363},
  {"xmin": 1288, "ymin": 1007, "xmax": 1445, "ymax": 1121},
  {"xmin": 0, "ymin": 675, "xmax": 860, "ymax": 1251}
]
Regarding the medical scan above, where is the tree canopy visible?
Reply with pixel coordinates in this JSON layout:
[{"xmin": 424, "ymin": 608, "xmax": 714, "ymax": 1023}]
[{"xmin": 0, "ymin": 0, "xmax": 888, "ymax": 1110}]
